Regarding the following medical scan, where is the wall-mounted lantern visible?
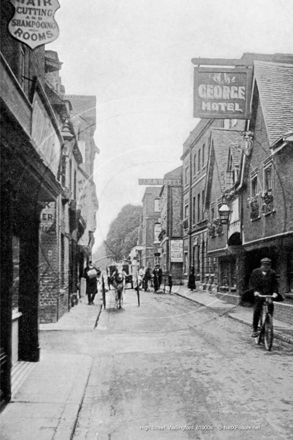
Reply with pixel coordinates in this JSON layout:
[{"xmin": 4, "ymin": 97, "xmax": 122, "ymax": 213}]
[{"xmin": 218, "ymin": 201, "xmax": 231, "ymax": 224}]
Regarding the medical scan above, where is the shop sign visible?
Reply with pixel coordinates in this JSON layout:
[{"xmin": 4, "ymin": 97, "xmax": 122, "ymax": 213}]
[
  {"xmin": 31, "ymin": 92, "xmax": 61, "ymax": 176},
  {"xmin": 170, "ymin": 240, "xmax": 183, "ymax": 262},
  {"xmin": 194, "ymin": 67, "xmax": 252, "ymax": 119},
  {"xmin": 138, "ymin": 179, "xmax": 181, "ymax": 186},
  {"xmin": 40, "ymin": 202, "xmax": 55, "ymax": 232},
  {"xmin": 8, "ymin": 0, "xmax": 60, "ymax": 50}
]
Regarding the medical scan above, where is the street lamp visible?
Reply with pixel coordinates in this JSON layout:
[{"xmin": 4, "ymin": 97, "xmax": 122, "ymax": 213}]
[{"xmin": 218, "ymin": 201, "xmax": 231, "ymax": 225}]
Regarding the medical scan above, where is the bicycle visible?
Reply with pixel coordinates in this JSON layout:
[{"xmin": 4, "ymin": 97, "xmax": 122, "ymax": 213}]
[{"xmin": 254, "ymin": 295, "xmax": 274, "ymax": 351}]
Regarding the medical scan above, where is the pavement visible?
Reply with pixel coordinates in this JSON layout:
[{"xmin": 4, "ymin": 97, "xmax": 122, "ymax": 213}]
[
  {"xmin": 0, "ymin": 297, "xmax": 102, "ymax": 440},
  {"xmin": 1, "ymin": 287, "xmax": 292, "ymax": 440},
  {"xmin": 172, "ymin": 285, "xmax": 293, "ymax": 345}
]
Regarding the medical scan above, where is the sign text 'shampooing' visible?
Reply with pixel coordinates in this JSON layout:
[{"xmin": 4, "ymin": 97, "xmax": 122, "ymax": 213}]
[{"xmin": 8, "ymin": 0, "xmax": 60, "ymax": 50}]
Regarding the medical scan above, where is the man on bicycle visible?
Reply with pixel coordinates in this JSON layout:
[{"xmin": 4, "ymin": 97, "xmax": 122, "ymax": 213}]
[{"xmin": 249, "ymin": 257, "xmax": 279, "ymax": 337}]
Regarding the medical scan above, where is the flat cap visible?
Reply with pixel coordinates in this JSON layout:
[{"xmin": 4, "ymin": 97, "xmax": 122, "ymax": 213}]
[{"xmin": 261, "ymin": 257, "xmax": 272, "ymax": 263}]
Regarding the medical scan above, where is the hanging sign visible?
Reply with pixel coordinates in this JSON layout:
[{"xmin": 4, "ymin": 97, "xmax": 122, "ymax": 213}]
[
  {"xmin": 8, "ymin": 0, "xmax": 60, "ymax": 50},
  {"xmin": 138, "ymin": 179, "xmax": 181, "ymax": 186},
  {"xmin": 194, "ymin": 67, "xmax": 252, "ymax": 119}
]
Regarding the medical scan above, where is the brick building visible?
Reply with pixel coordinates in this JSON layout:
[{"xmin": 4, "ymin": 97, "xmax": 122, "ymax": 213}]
[
  {"xmin": 204, "ymin": 56, "xmax": 293, "ymax": 325},
  {"xmin": 181, "ymin": 119, "xmax": 224, "ymax": 286},
  {"xmin": 137, "ymin": 187, "xmax": 161, "ymax": 269},
  {"xmin": 205, "ymin": 125, "xmax": 245, "ymax": 302},
  {"xmin": 158, "ymin": 166, "xmax": 183, "ymax": 284},
  {"xmin": 0, "ymin": 3, "xmax": 99, "ymax": 408},
  {"xmin": 0, "ymin": 1, "xmax": 64, "ymax": 408}
]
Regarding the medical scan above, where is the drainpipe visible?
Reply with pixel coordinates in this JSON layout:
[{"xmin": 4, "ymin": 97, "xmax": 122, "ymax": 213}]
[{"xmin": 188, "ymin": 146, "xmax": 193, "ymax": 273}]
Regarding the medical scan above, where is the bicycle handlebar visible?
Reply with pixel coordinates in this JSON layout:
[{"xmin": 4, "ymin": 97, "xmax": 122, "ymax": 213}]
[{"xmin": 256, "ymin": 294, "xmax": 274, "ymax": 298}]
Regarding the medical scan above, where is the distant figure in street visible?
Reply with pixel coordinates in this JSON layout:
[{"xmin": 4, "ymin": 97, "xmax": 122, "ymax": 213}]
[
  {"xmin": 249, "ymin": 257, "xmax": 279, "ymax": 337},
  {"xmin": 153, "ymin": 265, "xmax": 162, "ymax": 292},
  {"xmin": 96, "ymin": 266, "xmax": 102, "ymax": 297},
  {"xmin": 83, "ymin": 260, "xmax": 98, "ymax": 305},
  {"xmin": 144, "ymin": 266, "xmax": 152, "ymax": 291},
  {"xmin": 188, "ymin": 266, "xmax": 196, "ymax": 291}
]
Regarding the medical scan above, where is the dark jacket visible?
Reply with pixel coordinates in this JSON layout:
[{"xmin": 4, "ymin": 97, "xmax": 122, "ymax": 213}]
[
  {"xmin": 249, "ymin": 268, "xmax": 278, "ymax": 296},
  {"xmin": 83, "ymin": 266, "xmax": 98, "ymax": 295}
]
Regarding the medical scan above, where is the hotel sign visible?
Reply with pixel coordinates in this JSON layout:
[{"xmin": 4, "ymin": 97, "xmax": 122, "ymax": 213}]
[
  {"xmin": 8, "ymin": 0, "xmax": 60, "ymax": 50},
  {"xmin": 139, "ymin": 179, "xmax": 181, "ymax": 186},
  {"xmin": 194, "ymin": 67, "xmax": 252, "ymax": 119}
]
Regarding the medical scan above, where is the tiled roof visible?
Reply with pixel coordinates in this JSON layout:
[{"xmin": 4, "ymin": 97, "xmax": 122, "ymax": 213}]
[
  {"xmin": 254, "ymin": 61, "xmax": 293, "ymax": 146},
  {"xmin": 163, "ymin": 165, "xmax": 182, "ymax": 180},
  {"xmin": 211, "ymin": 129, "xmax": 243, "ymax": 192}
]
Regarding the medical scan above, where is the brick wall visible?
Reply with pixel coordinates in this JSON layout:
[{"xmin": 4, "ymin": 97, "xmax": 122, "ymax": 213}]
[
  {"xmin": 171, "ymin": 186, "xmax": 182, "ymax": 237},
  {"xmin": 274, "ymin": 303, "xmax": 293, "ymax": 326},
  {"xmin": 39, "ymin": 221, "xmax": 60, "ymax": 323}
]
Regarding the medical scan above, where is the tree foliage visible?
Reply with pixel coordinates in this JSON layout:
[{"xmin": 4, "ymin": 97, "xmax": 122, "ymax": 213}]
[{"xmin": 104, "ymin": 204, "xmax": 142, "ymax": 261}]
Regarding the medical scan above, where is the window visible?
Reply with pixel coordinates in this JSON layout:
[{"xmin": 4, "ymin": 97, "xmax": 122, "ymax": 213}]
[
  {"xmin": 197, "ymin": 193, "xmax": 201, "ymax": 222},
  {"xmin": 154, "ymin": 198, "xmax": 160, "ymax": 212},
  {"xmin": 193, "ymin": 154, "xmax": 197, "ymax": 176},
  {"xmin": 185, "ymin": 164, "xmax": 189, "ymax": 186},
  {"xmin": 154, "ymin": 223, "xmax": 161, "ymax": 243},
  {"xmin": 184, "ymin": 204, "xmax": 189, "ymax": 219},
  {"xmin": 198, "ymin": 149, "xmax": 201, "ymax": 173},
  {"xmin": 20, "ymin": 46, "xmax": 25, "ymax": 90},
  {"xmin": 264, "ymin": 165, "xmax": 272, "ymax": 192},
  {"xmin": 202, "ymin": 190, "xmax": 205, "ymax": 219},
  {"xmin": 192, "ymin": 196, "xmax": 196, "ymax": 224},
  {"xmin": 202, "ymin": 144, "xmax": 205, "ymax": 168},
  {"xmin": 210, "ymin": 205, "xmax": 215, "ymax": 222},
  {"xmin": 251, "ymin": 175, "xmax": 258, "ymax": 197},
  {"xmin": 154, "ymin": 255, "xmax": 160, "ymax": 266}
]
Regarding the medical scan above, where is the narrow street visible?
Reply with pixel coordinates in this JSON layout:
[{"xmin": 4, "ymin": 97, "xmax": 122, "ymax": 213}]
[{"xmin": 41, "ymin": 290, "xmax": 293, "ymax": 440}]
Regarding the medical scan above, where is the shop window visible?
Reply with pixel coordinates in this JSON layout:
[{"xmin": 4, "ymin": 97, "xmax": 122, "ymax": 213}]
[
  {"xmin": 61, "ymin": 234, "xmax": 65, "ymax": 287},
  {"xmin": 184, "ymin": 252, "xmax": 188, "ymax": 274},
  {"xmin": 288, "ymin": 252, "xmax": 293, "ymax": 292},
  {"xmin": 12, "ymin": 236, "xmax": 20, "ymax": 312}
]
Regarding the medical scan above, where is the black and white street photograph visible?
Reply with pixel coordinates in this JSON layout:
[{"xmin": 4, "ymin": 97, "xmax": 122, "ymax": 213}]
[{"xmin": 1, "ymin": 1, "xmax": 293, "ymax": 439}]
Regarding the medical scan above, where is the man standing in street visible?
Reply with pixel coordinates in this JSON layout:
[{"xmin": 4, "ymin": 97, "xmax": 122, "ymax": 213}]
[
  {"xmin": 249, "ymin": 257, "xmax": 279, "ymax": 337},
  {"xmin": 153, "ymin": 265, "xmax": 162, "ymax": 292},
  {"xmin": 83, "ymin": 260, "xmax": 98, "ymax": 305}
]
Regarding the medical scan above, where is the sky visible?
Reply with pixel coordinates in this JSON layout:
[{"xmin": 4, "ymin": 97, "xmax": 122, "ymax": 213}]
[{"xmin": 49, "ymin": 0, "xmax": 293, "ymax": 251}]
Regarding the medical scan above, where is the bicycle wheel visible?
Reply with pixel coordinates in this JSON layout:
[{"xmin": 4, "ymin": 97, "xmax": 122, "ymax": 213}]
[{"xmin": 264, "ymin": 314, "xmax": 273, "ymax": 351}]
